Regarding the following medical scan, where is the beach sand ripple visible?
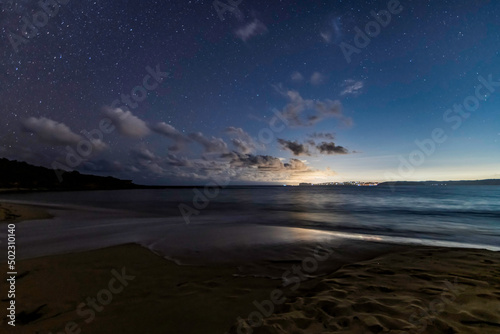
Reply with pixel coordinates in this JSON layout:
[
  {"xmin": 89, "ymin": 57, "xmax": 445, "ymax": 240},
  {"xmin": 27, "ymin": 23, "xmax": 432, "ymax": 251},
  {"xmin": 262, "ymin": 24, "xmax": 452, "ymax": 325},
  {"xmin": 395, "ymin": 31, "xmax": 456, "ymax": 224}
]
[{"xmin": 229, "ymin": 248, "xmax": 500, "ymax": 334}]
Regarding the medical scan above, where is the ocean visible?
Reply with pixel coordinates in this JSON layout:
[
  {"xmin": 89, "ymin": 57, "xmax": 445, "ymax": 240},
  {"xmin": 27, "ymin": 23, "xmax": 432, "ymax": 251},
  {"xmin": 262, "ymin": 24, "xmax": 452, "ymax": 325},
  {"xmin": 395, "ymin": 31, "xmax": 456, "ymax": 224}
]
[{"xmin": 1, "ymin": 185, "xmax": 500, "ymax": 261}]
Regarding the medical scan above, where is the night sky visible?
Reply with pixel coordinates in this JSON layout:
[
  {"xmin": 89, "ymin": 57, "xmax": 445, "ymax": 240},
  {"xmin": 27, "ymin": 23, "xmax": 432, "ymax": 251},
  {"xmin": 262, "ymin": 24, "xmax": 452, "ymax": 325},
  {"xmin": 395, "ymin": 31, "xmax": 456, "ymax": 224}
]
[{"xmin": 1, "ymin": 0, "xmax": 499, "ymax": 185}]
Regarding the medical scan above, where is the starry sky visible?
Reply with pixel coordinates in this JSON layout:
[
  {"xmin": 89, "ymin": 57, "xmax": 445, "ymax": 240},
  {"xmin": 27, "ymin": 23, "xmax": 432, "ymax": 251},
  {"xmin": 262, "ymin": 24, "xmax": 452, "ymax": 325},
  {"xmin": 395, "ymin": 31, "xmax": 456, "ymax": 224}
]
[{"xmin": 1, "ymin": 0, "xmax": 499, "ymax": 185}]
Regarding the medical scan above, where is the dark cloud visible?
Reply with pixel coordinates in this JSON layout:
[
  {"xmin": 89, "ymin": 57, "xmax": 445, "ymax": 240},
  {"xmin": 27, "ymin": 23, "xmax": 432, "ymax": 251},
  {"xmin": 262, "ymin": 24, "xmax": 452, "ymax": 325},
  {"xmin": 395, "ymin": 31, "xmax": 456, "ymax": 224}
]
[
  {"xmin": 221, "ymin": 152, "xmax": 309, "ymax": 173},
  {"xmin": 277, "ymin": 138, "xmax": 311, "ymax": 156},
  {"xmin": 278, "ymin": 137, "xmax": 351, "ymax": 156},
  {"xmin": 222, "ymin": 152, "xmax": 284, "ymax": 171},
  {"xmin": 316, "ymin": 142, "xmax": 349, "ymax": 155},
  {"xmin": 308, "ymin": 132, "xmax": 336, "ymax": 140}
]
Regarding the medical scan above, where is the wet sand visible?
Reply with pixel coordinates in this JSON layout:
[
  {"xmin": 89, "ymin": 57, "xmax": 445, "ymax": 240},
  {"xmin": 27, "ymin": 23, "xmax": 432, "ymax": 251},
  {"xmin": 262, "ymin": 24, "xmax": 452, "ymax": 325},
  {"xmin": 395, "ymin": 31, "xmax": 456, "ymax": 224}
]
[
  {"xmin": 1, "ymin": 202, "xmax": 499, "ymax": 333},
  {"xmin": 0, "ymin": 202, "xmax": 53, "ymax": 223}
]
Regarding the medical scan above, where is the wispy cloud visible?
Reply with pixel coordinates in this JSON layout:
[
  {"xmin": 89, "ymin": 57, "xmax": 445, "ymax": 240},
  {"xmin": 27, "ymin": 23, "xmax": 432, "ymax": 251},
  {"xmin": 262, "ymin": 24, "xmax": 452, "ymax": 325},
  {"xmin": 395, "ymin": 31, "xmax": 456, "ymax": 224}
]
[
  {"xmin": 341, "ymin": 79, "xmax": 364, "ymax": 96},
  {"xmin": 273, "ymin": 85, "xmax": 352, "ymax": 127},
  {"xmin": 291, "ymin": 71, "xmax": 304, "ymax": 83},
  {"xmin": 235, "ymin": 19, "xmax": 267, "ymax": 41},
  {"xmin": 320, "ymin": 31, "xmax": 332, "ymax": 43},
  {"xmin": 310, "ymin": 72, "xmax": 326, "ymax": 85}
]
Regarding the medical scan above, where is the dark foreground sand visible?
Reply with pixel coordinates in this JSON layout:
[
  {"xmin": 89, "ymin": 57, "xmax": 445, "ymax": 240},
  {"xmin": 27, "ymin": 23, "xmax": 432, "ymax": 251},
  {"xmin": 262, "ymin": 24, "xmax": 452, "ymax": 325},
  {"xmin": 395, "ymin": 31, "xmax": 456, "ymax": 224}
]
[
  {"xmin": 1, "ymin": 203, "xmax": 499, "ymax": 333},
  {"xmin": 232, "ymin": 247, "xmax": 500, "ymax": 334}
]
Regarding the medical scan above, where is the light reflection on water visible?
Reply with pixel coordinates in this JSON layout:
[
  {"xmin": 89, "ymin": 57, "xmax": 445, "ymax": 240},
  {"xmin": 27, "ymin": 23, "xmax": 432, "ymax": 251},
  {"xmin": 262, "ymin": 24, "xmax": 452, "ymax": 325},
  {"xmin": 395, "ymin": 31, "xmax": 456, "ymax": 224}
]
[{"xmin": 1, "ymin": 185, "xmax": 499, "ymax": 248}]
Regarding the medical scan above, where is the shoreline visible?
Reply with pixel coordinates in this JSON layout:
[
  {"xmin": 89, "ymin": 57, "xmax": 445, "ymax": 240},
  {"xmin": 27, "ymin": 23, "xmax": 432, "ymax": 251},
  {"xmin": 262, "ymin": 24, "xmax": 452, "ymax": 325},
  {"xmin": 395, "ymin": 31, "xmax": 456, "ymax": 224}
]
[{"xmin": 1, "ymin": 201, "xmax": 499, "ymax": 333}]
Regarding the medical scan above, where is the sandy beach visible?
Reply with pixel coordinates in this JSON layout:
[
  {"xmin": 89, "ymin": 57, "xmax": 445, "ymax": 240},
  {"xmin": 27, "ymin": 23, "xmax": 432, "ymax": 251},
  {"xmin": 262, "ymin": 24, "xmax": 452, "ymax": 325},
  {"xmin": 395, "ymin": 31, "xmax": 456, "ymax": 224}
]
[
  {"xmin": 0, "ymin": 202, "xmax": 53, "ymax": 224},
  {"xmin": 1, "ymin": 202, "xmax": 500, "ymax": 334},
  {"xmin": 238, "ymin": 247, "xmax": 500, "ymax": 334}
]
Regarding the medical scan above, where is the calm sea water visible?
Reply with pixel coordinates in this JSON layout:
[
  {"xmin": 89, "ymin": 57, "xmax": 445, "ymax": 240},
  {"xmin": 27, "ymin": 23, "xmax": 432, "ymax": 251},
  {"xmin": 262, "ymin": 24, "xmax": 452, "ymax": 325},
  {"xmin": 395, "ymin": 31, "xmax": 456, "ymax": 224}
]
[{"xmin": 1, "ymin": 185, "xmax": 500, "ymax": 249}]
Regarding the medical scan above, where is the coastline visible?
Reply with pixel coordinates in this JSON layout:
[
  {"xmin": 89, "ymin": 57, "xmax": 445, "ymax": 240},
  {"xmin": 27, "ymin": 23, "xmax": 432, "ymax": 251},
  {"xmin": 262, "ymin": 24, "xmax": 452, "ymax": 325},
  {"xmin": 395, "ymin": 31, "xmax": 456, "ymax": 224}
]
[{"xmin": 1, "ymin": 202, "xmax": 499, "ymax": 333}]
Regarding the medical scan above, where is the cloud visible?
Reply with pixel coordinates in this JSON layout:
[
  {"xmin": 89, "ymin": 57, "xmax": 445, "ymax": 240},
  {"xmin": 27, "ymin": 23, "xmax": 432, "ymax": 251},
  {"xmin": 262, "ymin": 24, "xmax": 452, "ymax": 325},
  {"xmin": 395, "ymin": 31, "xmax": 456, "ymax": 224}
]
[
  {"xmin": 314, "ymin": 99, "xmax": 342, "ymax": 116},
  {"xmin": 320, "ymin": 31, "xmax": 332, "ymax": 43},
  {"xmin": 130, "ymin": 147, "xmax": 156, "ymax": 161},
  {"xmin": 310, "ymin": 72, "xmax": 326, "ymax": 85},
  {"xmin": 284, "ymin": 158, "xmax": 308, "ymax": 171},
  {"xmin": 235, "ymin": 19, "xmax": 267, "ymax": 41},
  {"xmin": 189, "ymin": 132, "xmax": 228, "ymax": 154},
  {"xmin": 103, "ymin": 107, "xmax": 150, "ymax": 138},
  {"xmin": 225, "ymin": 126, "xmax": 252, "ymax": 140},
  {"xmin": 224, "ymin": 153, "xmax": 283, "ymax": 171},
  {"xmin": 230, "ymin": 138, "xmax": 252, "ymax": 154},
  {"xmin": 316, "ymin": 142, "xmax": 349, "ymax": 155},
  {"xmin": 165, "ymin": 153, "xmax": 192, "ymax": 167},
  {"xmin": 144, "ymin": 162, "xmax": 165, "ymax": 175},
  {"xmin": 150, "ymin": 122, "xmax": 191, "ymax": 152},
  {"xmin": 21, "ymin": 117, "xmax": 82, "ymax": 146},
  {"xmin": 129, "ymin": 147, "xmax": 165, "ymax": 175},
  {"xmin": 119, "ymin": 147, "xmax": 338, "ymax": 184},
  {"xmin": 225, "ymin": 126, "xmax": 258, "ymax": 154},
  {"xmin": 216, "ymin": 152, "xmax": 338, "ymax": 184},
  {"xmin": 308, "ymin": 132, "xmax": 336, "ymax": 140},
  {"xmin": 341, "ymin": 79, "xmax": 364, "ymax": 96},
  {"xmin": 222, "ymin": 152, "xmax": 309, "ymax": 172},
  {"xmin": 277, "ymin": 139, "xmax": 311, "ymax": 156},
  {"xmin": 273, "ymin": 86, "xmax": 352, "ymax": 127},
  {"xmin": 321, "ymin": 16, "xmax": 343, "ymax": 44},
  {"xmin": 291, "ymin": 71, "xmax": 304, "ymax": 82},
  {"xmin": 278, "ymin": 137, "xmax": 351, "ymax": 156},
  {"xmin": 21, "ymin": 117, "xmax": 108, "ymax": 152}
]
